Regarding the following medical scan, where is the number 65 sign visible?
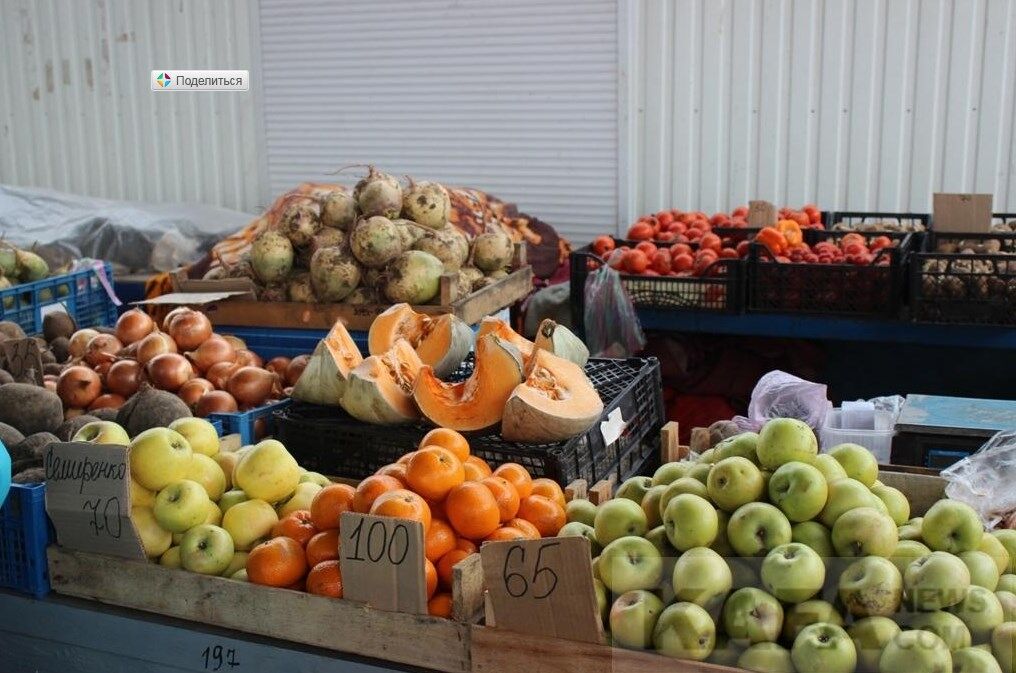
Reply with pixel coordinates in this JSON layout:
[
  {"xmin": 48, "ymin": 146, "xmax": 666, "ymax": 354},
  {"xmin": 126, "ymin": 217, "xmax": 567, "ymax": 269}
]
[{"xmin": 481, "ymin": 536, "xmax": 603, "ymax": 643}]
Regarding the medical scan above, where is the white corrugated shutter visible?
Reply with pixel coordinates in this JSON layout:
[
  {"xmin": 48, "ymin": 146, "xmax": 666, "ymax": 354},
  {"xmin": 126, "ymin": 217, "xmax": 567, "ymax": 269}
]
[{"xmin": 258, "ymin": 0, "xmax": 618, "ymax": 244}]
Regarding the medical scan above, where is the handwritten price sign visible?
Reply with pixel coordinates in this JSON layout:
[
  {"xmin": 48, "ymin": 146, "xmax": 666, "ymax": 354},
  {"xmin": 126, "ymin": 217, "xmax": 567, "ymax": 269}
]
[{"xmin": 339, "ymin": 512, "xmax": 427, "ymax": 614}]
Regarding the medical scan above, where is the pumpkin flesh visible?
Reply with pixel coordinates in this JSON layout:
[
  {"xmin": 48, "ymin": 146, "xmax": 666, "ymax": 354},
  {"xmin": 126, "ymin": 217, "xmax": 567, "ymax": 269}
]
[
  {"xmin": 475, "ymin": 317, "xmax": 534, "ymax": 359},
  {"xmin": 341, "ymin": 339, "xmax": 423, "ymax": 424},
  {"xmin": 533, "ymin": 319, "xmax": 589, "ymax": 367},
  {"xmin": 291, "ymin": 320, "xmax": 363, "ymax": 406},
  {"xmin": 369, "ymin": 303, "xmax": 470, "ymax": 378}
]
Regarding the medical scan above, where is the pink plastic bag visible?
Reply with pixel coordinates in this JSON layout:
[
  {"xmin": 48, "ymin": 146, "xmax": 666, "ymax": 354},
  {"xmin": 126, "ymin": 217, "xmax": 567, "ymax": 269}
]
[{"xmin": 733, "ymin": 370, "xmax": 832, "ymax": 432}]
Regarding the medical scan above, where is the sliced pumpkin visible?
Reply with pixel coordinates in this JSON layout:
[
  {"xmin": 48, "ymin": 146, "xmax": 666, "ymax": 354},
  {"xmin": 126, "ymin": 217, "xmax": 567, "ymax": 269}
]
[
  {"xmin": 369, "ymin": 303, "xmax": 472, "ymax": 378},
  {"xmin": 413, "ymin": 334, "xmax": 523, "ymax": 432},
  {"xmin": 341, "ymin": 339, "xmax": 423, "ymax": 424},
  {"xmin": 475, "ymin": 317, "xmax": 534, "ymax": 359},
  {"xmin": 501, "ymin": 348, "xmax": 603, "ymax": 443},
  {"xmin": 533, "ymin": 319, "xmax": 589, "ymax": 367},
  {"xmin": 368, "ymin": 303, "xmax": 428, "ymax": 355},
  {"xmin": 291, "ymin": 320, "xmax": 363, "ymax": 406}
]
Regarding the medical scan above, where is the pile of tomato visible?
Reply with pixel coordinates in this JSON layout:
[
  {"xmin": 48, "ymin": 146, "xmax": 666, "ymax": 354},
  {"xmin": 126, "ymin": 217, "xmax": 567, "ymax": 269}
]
[
  {"xmin": 622, "ymin": 204, "xmax": 822, "ymax": 243},
  {"xmin": 591, "ymin": 237, "xmax": 737, "ymax": 278}
]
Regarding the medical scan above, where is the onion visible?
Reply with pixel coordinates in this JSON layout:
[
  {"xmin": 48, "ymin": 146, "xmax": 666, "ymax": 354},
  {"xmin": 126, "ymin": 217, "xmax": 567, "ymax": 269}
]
[
  {"xmin": 137, "ymin": 332, "xmax": 178, "ymax": 364},
  {"xmin": 83, "ymin": 334, "xmax": 123, "ymax": 368},
  {"xmin": 178, "ymin": 378, "xmax": 215, "ymax": 408},
  {"xmin": 44, "ymin": 380, "xmax": 57, "ymax": 393},
  {"xmin": 57, "ymin": 366, "xmax": 103, "ymax": 409},
  {"xmin": 88, "ymin": 393, "xmax": 126, "ymax": 411},
  {"xmin": 222, "ymin": 335, "xmax": 247, "ymax": 351},
  {"xmin": 227, "ymin": 366, "xmax": 279, "ymax": 408},
  {"xmin": 254, "ymin": 418, "xmax": 268, "ymax": 440},
  {"xmin": 162, "ymin": 307, "xmax": 192, "ymax": 331},
  {"xmin": 206, "ymin": 361, "xmax": 242, "ymax": 390},
  {"xmin": 146, "ymin": 353, "xmax": 193, "ymax": 392},
  {"xmin": 234, "ymin": 349, "xmax": 263, "ymax": 368},
  {"xmin": 185, "ymin": 334, "xmax": 236, "ymax": 373},
  {"xmin": 94, "ymin": 360, "xmax": 113, "ymax": 385},
  {"xmin": 195, "ymin": 390, "xmax": 239, "ymax": 417},
  {"xmin": 106, "ymin": 360, "xmax": 144, "ymax": 398},
  {"xmin": 69, "ymin": 329, "xmax": 100, "ymax": 359},
  {"xmin": 115, "ymin": 309, "xmax": 156, "ymax": 345},
  {"xmin": 286, "ymin": 354, "xmax": 310, "ymax": 387},
  {"xmin": 266, "ymin": 356, "xmax": 291, "ymax": 378},
  {"xmin": 168, "ymin": 311, "xmax": 213, "ymax": 351}
]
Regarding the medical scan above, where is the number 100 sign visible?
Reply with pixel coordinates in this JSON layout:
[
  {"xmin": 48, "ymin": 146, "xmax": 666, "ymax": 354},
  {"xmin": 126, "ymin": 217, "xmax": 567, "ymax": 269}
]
[{"xmin": 339, "ymin": 511, "xmax": 428, "ymax": 615}]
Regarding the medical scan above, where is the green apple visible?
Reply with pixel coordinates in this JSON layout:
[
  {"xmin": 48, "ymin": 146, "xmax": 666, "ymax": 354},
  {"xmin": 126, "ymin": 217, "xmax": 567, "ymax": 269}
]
[
  {"xmin": 891, "ymin": 539, "xmax": 932, "ymax": 575},
  {"xmin": 1004, "ymin": 577, "xmax": 1016, "ymax": 595},
  {"xmin": 880, "ymin": 629, "xmax": 952, "ymax": 673},
  {"xmin": 714, "ymin": 432, "xmax": 760, "ymax": 464},
  {"xmin": 707, "ymin": 457, "xmax": 765, "ymax": 512},
  {"xmin": 768, "ymin": 461, "xmax": 828, "ymax": 523},
  {"xmin": 672, "ymin": 547, "xmax": 731, "ymax": 610},
  {"xmin": 832, "ymin": 506, "xmax": 899, "ymax": 557},
  {"xmin": 905, "ymin": 611, "xmax": 972, "ymax": 651},
  {"xmin": 221, "ymin": 551, "xmax": 249, "ymax": 578},
  {"xmin": 599, "ymin": 536, "xmax": 662, "ymax": 594},
  {"xmin": 981, "ymin": 535, "xmax": 1012, "ymax": 576},
  {"xmin": 727, "ymin": 502, "xmax": 792, "ymax": 557},
  {"xmin": 711, "ymin": 509, "xmax": 735, "ymax": 557},
  {"xmin": 760, "ymin": 543, "xmax": 825, "ymax": 603},
  {"xmin": 169, "ymin": 417, "xmax": 220, "ymax": 457},
  {"xmin": 995, "ymin": 532, "xmax": 1016, "ymax": 574},
  {"xmin": 131, "ymin": 505, "xmax": 172, "ymax": 558},
  {"xmin": 653, "ymin": 602, "xmax": 715, "ymax": 660},
  {"xmin": 729, "ymin": 557, "xmax": 763, "ymax": 590},
  {"xmin": 645, "ymin": 524, "xmax": 677, "ymax": 559},
  {"xmin": 953, "ymin": 647, "xmax": 1003, "ymax": 673},
  {"xmin": 791, "ymin": 622, "xmax": 856, "ymax": 673},
  {"xmin": 686, "ymin": 463, "xmax": 712, "ymax": 485},
  {"xmin": 783, "ymin": 600, "xmax": 843, "ymax": 642},
  {"xmin": 838, "ymin": 556, "xmax": 903, "ymax": 617},
  {"xmin": 963, "ymin": 551, "xmax": 1003, "ymax": 591},
  {"xmin": 848, "ymin": 616, "xmax": 900, "ymax": 673},
  {"xmin": 640, "ymin": 485, "xmax": 666, "ymax": 529},
  {"xmin": 129, "ymin": 427, "xmax": 194, "ymax": 492},
  {"xmin": 184, "ymin": 453, "xmax": 227, "ymax": 502},
  {"xmin": 233, "ymin": 439, "xmax": 301, "ymax": 504},
  {"xmin": 662, "ymin": 493, "xmax": 718, "ymax": 551},
  {"xmin": 792, "ymin": 521, "xmax": 835, "ymax": 558},
  {"xmin": 153, "ymin": 479, "xmax": 211, "ymax": 533},
  {"xmin": 73, "ymin": 420, "xmax": 130, "ymax": 446},
  {"xmin": 813, "ymin": 453, "xmax": 849, "ymax": 483},
  {"xmin": 900, "ymin": 517, "xmax": 925, "ymax": 541},
  {"xmin": 658, "ymin": 478, "xmax": 709, "ymax": 518},
  {"xmin": 698, "ymin": 448, "xmax": 717, "ymax": 464},
  {"xmin": 616, "ymin": 476, "xmax": 652, "ymax": 505},
  {"xmin": 276, "ymin": 481, "xmax": 322, "ymax": 518},
  {"xmin": 756, "ymin": 418, "xmax": 817, "ymax": 469},
  {"xmin": 129, "ymin": 478, "xmax": 156, "ymax": 508},
  {"xmin": 871, "ymin": 483, "xmax": 910, "ymax": 525},
  {"xmin": 594, "ymin": 498, "xmax": 648, "ymax": 545},
  {"xmin": 231, "ymin": 568, "xmax": 248, "ymax": 581},
  {"xmin": 949, "ymin": 585, "xmax": 1005, "ymax": 644},
  {"xmin": 820, "ymin": 478, "xmax": 880, "ymax": 528},
  {"xmin": 159, "ymin": 545, "xmax": 182, "ymax": 568},
  {"xmin": 221, "ymin": 498, "xmax": 278, "ymax": 551},
  {"xmin": 179, "ymin": 524, "xmax": 234, "ymax": 575},
  {"xmin": 299, "ymin": 471, "xmax": 331, "ymax": 487},
  {"xmin": 593, "ymin": 579, "xmax": 608, "ymax": 623},
  {"xmin": 992, "ymin": 621, "xmax": 1016, "ymax": 673},
  {"xmin": 609, "ymin": 589, "xmax": 663, "ymax": 649},
  {"xmin": 828, "ymin": 443, "xmax": 878, "ymax": 486},
  {"xmin": 999, "ymin": 592, "xmax": 1016, "ymax": 622},
  {"xmin": 218, "ymin": 489, "xmax": 249, "ymax": 514},
  {"xmin": 651, "ymin": 461, "xmax": 688, "ymax": 486},
  {"xmin": 722, "ymin": 587, "xmax": 783, "ymax": 644},
  {"xmin": 708, "ymin": 635, "xmax": 746, "ymax": 667},
  {"xmin": 906, "ymin": 550, "xmax": 972, "ymax": 611},
  {"xmin": 738, "ymin": 643, "xmax": 794, "ymax": 673},
  {"xmin": 566, "ymin": 498, "xmax": 597, "ymax": 526},
  {"xmin": 559, "ymin": 522, "xmax": 602, "ymax": 557},
  {"xmin": 922, "ymin": 500, "xmax": 984, "ymax": 554}
]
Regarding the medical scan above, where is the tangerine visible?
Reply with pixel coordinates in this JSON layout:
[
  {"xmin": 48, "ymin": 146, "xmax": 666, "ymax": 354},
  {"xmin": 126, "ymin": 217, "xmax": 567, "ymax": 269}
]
[
  {"xmin": 530, "ymin": 478, "xmax": 566, "ymax": 509},
  {"xmin": 492, "ymin": 463, "xmax": 533, "ymax": 499},
  {"xmin": 271, "ymin": 510, "xmax": 318, "ymax": 546},
  {"xmin": 375, "ymin": 463, "xmax": 409, "ymax": 484},
  {"xmin": 306, "ymin": 560, "xmax": 343, "ymax": 598},
  {"xmin": 305, "ymin": 529, "xmax": 341, "ymax": 567},
  {"xmin": 396, "ymin": 450, "xmax": 418, "ymax": 465},
  {"xmin": 425, "ymin": 519, "xmax": 457, "ymax": 562},
  {"xmin": 419, "ymin": 428, "xmax": 470, "ymax": 462},
  {"xmin": 445, "ymin": 481, "xmax": 500, "ymax": 540},
  {"xmin": 406, "ymin": 447, "xmax": 465, "ymax": 502},
  {"xmin": 370, "ymin": 489, "xmax": 432, "ymax": 532},
  {"xmin": 507, "ymin": 518, "xmax": 541, "ymax": 540},
  {"xmin": 480, "ymin": 476, "xmax": 521, "ymax": 522},
  {"xmin": 247, "ymin": 537, "xmax": 307, "ymax": 588},
  {"xmin": 455, "ymin": 538, "xmax": 478, "ymax": 554},
  {"xmin": 437, "ymin": 548, "xmax": 471, "ymax": 589},
  {"xmin": 428, "ymin": 592, "xmax": 453, "ymax": 618},
  {"xmin": 484, "ymin": 526, "xmax": 528, "ymax": 543},
  {"xmin": 425, "ymin": 558, "xmax": 438, "ymax": 599},
  {"xmin": 463, "ymin": 456, "xmax": 493, "ymax": 481},
  {"xmin": 353, "ymin": 475, "xmax": 404, "ymax": 514},
  {"xmin": 517, "ymin": 495, "xmax": 566, "ymax": 537},
  {"xmin": 309, "ymin": 483, "xmax": 356, "ymax": 531}
]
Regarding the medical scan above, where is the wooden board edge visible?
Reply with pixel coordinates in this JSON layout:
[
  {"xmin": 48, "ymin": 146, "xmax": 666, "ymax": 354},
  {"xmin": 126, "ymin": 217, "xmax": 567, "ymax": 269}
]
[{"xmin": 451, "ymin": 552, "xmax": 484, "ymax": 623}]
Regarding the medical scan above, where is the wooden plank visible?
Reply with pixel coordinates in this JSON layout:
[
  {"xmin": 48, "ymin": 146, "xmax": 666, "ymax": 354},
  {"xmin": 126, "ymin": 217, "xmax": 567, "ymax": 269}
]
[
  {"xmin": 690, "ymin": 427, "xmax": 711, "ymax": 453},
  {"xmin": 933, "ymin": 193, "xmax": 993, "ymax": 234},
  {"xmin": 47, "ymin": 547, "xmax": 472, "ymax": 673},
  {"xmin": 587, "ymin": 480, "xmax": 613, "ymax": 505},
  {"xmin": 564, "ymin": 479, "xmax": 588, "ymax": 502},
  {"xmin": 660, "ymin": 421, "xmax": 681, "ymax": 463},
  {"xmin": 440, "ymin": 273, "xmax": 458, "ymax": 306},
  {"xmin": 450, "ymin": 266, "xmax": 534, "ymax": 326},
  {"xmin": 451, "ymin": 553, "xmax": 485, "ymax": 624}
]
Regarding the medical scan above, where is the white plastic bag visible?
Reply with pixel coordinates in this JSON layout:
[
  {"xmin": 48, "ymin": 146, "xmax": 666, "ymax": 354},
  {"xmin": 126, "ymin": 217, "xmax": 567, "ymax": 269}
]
[
  {"xmin": 583, "ymin": 265, "xmax": 646, "ymax": 358},
  {"xmin": 942, "ymin": 430, "xmax": 1016, "ymax": 528},
  {"xmin": 733, "ymin": 370, "xmax": 832, "ymax": 432}
]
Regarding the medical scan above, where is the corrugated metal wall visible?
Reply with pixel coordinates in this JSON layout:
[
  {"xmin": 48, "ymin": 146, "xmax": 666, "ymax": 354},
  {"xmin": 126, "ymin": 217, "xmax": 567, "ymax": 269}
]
[
  {"xmin": 0, "ymin": 0, "xmax": 263, "ymax": 212},
  {"xmin": 625, "ymin": 0, "xmax": 1016, "ymax": 225},
  {"xmin": 258, "ymin": 0, "xmax": 618, "ymax": 243}
]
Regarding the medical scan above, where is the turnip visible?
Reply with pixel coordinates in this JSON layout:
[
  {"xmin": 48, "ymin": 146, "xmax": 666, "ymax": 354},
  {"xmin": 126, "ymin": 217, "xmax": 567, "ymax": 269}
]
[
  {"xmin": 354, "ymin": 166, "xmax": 402, "ymax": 219},
  {"xmin": 472, "ymin": 228, "xmax": 514, "ymax": 273},
  {"xmin": 456, "ymin": 266, "xmax": 483, "ymax": 298},
  {"xmin": 343, "ymin": 286, "xmax": 378, "ymax": 305},
  {"xmin": 384, "ymin": 251, "xmax": 443, "ymax": 304},
  {"xmin": 362, "ymin": 267, "xmax": 384, "ymax": 290},
  {"xmin": 280, "ymin": 198, "xmax": 322, "ymax": 248},
  {"xmin": 350, "ymin": 216, "xmax": 405, "ymax": 268},
  {"xmin": 0, "ymin": 276, "xmax": 12, "ymax": 309},
  {"xmin": 258, "ymin": 284, "xmax": 288, "ymax": 302},
  {"xmin": 287, "ymin": 272, "xmax": 316, "ymax": 302},
  {"xmin": 392, "ymin": 218, "xmax": 426, "ymax": 249},
  {"xmin": 310, "ymin": 245, "xmax": 361, "ymax": 302},
  {"xmin": 0, "ymin": 243, "xmax": 17, "ymax": 277},
  {"xmin": 413, "ymin": 227, "xmax": 469, "ymax": 272},
  {"xmin": 250, "ymin": 230, "xmax": 294, "ymax": 284},
  {"xmin": 298, "ymin": 228, "xmax": 347, "ymax": 268},
  {"xmin": 15, "ymin": 250, "xmax": 49, "ymax": 282},
  {"xmin": 401, "ymin": 178, "xmax": 450, "ymax": 230},
  {"xmin": 321, "ymin": 190, "xmax": 357, "ymax": 230}
]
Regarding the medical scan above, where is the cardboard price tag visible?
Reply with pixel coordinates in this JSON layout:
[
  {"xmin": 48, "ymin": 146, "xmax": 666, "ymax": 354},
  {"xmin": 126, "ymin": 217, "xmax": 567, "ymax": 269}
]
[
  {"xmin": 43, "ymin": 442, "xmax": 146, "ymax": 559},
  {"xmin": 933, "ymin": 193, "xmax": 993, "ymax": 233},
  {"xmin": 0, "ymin": 338, "xmax": 43, "ymax": 385},
  {"xmin": 481, "ymin": 536, "xmax": 603, "ymax": 644},
  {"xmin": 747, "ymin": 200, "xmax": 777, "ymax": 227},
  {"xmin": 339, "ymin": 511, "xmax": 427, "ymax": 615}
]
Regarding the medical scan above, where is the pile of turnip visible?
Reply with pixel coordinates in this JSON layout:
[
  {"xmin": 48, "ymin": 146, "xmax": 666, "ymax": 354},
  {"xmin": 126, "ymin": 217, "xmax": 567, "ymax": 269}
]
[
  {"xmin": 0, "ymin": 241, "xmax": 54, "ymax": 303},
  {"xmin": 226, "ymin": 167, "xmax": 516, "ymax": 306}
]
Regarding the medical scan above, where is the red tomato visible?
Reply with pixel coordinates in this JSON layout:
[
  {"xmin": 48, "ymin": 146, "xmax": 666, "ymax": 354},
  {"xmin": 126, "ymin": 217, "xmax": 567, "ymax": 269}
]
[
  {"xmin": 718, "ymin": 247, "xmax": 738, "ymax": 259},
  {"xmin": 627, "ymin": 222, "xmax": 654, "ymax": 240},
  {"xmin": 699, "ymin": 233, "xmax": 722, "ymax": 253},
  {"xmin": 624, "ymin": 249, "xmax": 649, "ymax": 273},
  {"xmin": 869, "ymin": 236, "xmax": 892, "ymax": 251},
  {"xmin": 635, "ymin": 241, "xmax": 658, "ymax": 257},
  {"xmin": 731, "ymin": 206, "xmax": 749, "ymax": 218},
  {"xmin": 651, "ymin": 250, "xmax": 672, "ymax": 274},
  {"xmin": 671, "ymin": 233, "xmax": 690, "ymax": 245},
  {"xmin": 656, "ymin": 211, "xmax": 674, "ymax": 226},
  {"xmin": 657, "ymin": 231, "xmax": 675, "ymax": 242},
  {"xmin": 730, "ymin": 216, "xmax": 747, "ymax": 227},
  {"xmin": 591, "ymin": 236, "xmax": 615, "ymax": 256},
  {"xmin": 668, "ymin": 221, "xmax": 687, "ymax": 234},
  {"xmin": 670, "ymin": 243, "xmax": 693, "ymax": 257},
  {"xmin": 735, "ymin": 240, "xmax": 750, "ymax": 258},
  {"xmin": 671, "ymin": 253, "xmax": 694, "ymax": 273},
  {"xmin": 843, "ymin": 242, "xmax": 866, "ymax": 256},
  {"xmin": 643, "ymin": 269, "xmax": 659, "ymax": 276}
]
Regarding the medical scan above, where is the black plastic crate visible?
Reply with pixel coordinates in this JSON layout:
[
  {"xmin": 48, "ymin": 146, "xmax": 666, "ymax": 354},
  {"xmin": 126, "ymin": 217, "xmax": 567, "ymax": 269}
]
[
  {"xmin": 276, "ymin": 357, "xmax": 664, "ymax": 487},
  {"xmin": 910, "ymin": 231, "xmax": 1016, "ymax": 326},
  {"xmin": 827, "ymin": 211, "xmax": 931, "ymax": 235},
  {"xmin": 747, "ymin": 231, "xmax": 913, "ymax": 318}
]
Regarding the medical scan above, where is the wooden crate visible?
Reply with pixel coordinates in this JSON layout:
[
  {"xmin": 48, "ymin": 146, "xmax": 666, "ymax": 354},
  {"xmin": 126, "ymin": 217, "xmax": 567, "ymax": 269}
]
[{"xmin": 48, "ymin": 546, "xmax": 483, "ymax": 673}]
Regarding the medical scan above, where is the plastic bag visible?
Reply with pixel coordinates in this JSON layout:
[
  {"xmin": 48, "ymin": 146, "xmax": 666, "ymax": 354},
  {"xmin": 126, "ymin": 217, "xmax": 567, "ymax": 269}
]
[
  {"xmin": 583, "ymin": 265, "xmax": 645, "ymax": 358},
  {"xmin": 733, "ymin": 370, "xmax": 832, "ymax": 432},
  {"xmin": 942, "ymin": 430, "xmax": 1016, "ymax": 528}
]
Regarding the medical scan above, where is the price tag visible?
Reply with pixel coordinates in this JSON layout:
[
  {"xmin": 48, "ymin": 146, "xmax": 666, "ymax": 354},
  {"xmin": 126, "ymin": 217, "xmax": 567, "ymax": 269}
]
[
  {"xmin": 747, "ymin": 200, "xmax": 777, "ymax": 227},
  {"xmin": 43, "ymin": 442, "xmax": 146, "ymax": 559},
  {"xmin": 933, "ymin": 193, "xmax": 993, "ymax": 233},
  {"xmin": 200, "ymin": 644, "xmax": 241, "ymax": 671},
  {"xmin": 0, "ymin": 338, "xmax": 43, "ymax": 385},
  {"xmin": 481, "ymin": 536, "xmax": 603, "ymax": 644},
  {"xmin": 339, "ymin": 511, "xmax": 427, "ymax": 614}
]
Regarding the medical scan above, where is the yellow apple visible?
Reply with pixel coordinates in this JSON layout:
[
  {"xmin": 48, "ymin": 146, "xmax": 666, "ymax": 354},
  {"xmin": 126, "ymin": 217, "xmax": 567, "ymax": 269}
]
[
  {"xmin": 233, "ymin": 440, "xmax": 300, "ymax": 503},
  {"xmin": 131, "ymin": 506, "xmax": 172, "ymax": 558},
  {"xmin": 222, "ymin": 499, "xmax": 278, "ymax": 551},
  {"xmin": 159, "ymin": 546, "xmax": 182, "ymax": 568},
  {"xmin": 129, "ymin": 428, "xmax": 193, "ymax": 491},
  {"xmin": 129, "ymin": 478, "xmax": 156, "ymax": 508},
  {"xmin": 218, "ymin": 489, "xmax": 249, "ymax": 514},
  {"xmin": 185, "ymin": 453, "xmax": 227, "ymax": 501},
  {"xmin": 73, "ymin": 420, "xmax": 130, "ymax": 446},
  {"xmin": 213, "ymin": 451, "xmax": 239, "ymax": 491},
  {"xmin": 169, "ymin": 417, "xmax": 220, "ymax": 457},
  {"xmin": 300, "ymin": 471, "xmax": 332, "ymax": 487},
  {"xmin": 204, "ymin": 500, "xmax": 223, "ymax": 526},
  {"xmin": 276, "ymin": 482, "xmax": 322, "ymax": 518},
  {"xmin": 221, "ymin": 551, "xmax": 249, "ymax": 578},
  {"xmin": 231, "ymin": 568, "xmax": 248, "ymax": 581}
]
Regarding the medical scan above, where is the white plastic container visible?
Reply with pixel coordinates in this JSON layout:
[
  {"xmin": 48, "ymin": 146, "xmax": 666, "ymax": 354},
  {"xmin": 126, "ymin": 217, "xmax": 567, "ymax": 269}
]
[{"xmin": 820, "ymin": 408, "xmax": 895, "ymax": 463}]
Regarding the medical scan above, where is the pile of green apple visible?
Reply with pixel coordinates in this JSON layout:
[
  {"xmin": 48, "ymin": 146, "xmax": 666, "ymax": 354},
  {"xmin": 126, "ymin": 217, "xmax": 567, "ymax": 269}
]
[
  {"xmin": 71, "ymin": 418, "xmax": 331, "ymax": 578},
  {"xmin": 559, "ymin": 417, "xmax": 1016, "ymax": 673}
]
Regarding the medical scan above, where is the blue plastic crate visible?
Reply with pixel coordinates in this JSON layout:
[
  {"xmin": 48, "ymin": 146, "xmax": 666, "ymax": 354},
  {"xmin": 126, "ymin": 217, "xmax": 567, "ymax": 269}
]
[
  {"xmin": 216, "ymin": 325, "xmax": 362, "ymax": 358},
  {"xmin": 209, "ymin": 399, "xmax": 293, "ymax": 446},
  {"xmin": 0, "ymin": 262, "xmax": 119, "ymax": 335},
  {"xmin": 0, "ymin": 483, "xmax": 52, "ymax": 598}
]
